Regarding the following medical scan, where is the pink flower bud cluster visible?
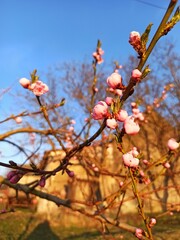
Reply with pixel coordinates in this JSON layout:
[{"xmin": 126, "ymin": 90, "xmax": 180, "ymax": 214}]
[
  {"xmin": 131, "ymin": 102, "xmax": 145, "ymax": 121},
  {"xmin": 92, "ymin": 163, "xmax": 99, "ymax": 172},
  {"xmin": 138, "ymin": 169, "xmax": 151, "ymax": 185},
  {"xmin": 153, "ymin": 83, "xmax": 174, "ymax": 108},
  {"xmin": 92, "ymin": 69, "xmax": 141, "ymax": 135},
  {"xmin": 92, "ymin": 47, "xmax": 104, "ymax": 64},
  {"xmin": 19, "ymin": 78, "xmax": 49, "ymax": 96},
  {"xmin": 167, "ymin": 138, "xmax": 179, "ymax": 150},
  {"xmin": 92, "ymin": 100, "xmax": 140, "ymax": 134},
  {"xmin": 7, "ymin": 171, "xmax": 23, "ymax": 184},
  {"xmin": 65, "ymin": 133, "xmax": 73, "ymax": 148},
  {"xmin": 122, "ymin": 149, "xmax": 139, "ymax": 168}
]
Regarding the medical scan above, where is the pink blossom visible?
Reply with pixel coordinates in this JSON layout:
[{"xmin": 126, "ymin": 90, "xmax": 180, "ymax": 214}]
[
  {"xmin": 106, "ymin": 118, "xmax": 118, "ymax": 129},
  {"xmin": 129, "ymin": 31, "xmax": 141, "ymax": 45},
  {"xmin": 69, "ymin": 126, "xmax": 74, "ymax": 132},
  {"xmin": 94, "ymin": 87, "xmax": 98, "ymax": 92},
  {"xmin": 105, "ymin": 97, "xmax": 114, "ymax": 106},
  {"xmin": 143, "ymin": 159, "xmax": 149, "ymax": 165},
  {"xmin": 114, "ymin": 89, "xmax": 123, "ymax": 96},
  {"xmin": 109, "ymin": 87, "xmax": 115, "ymax": 93},
  {"xmin": 92, "ymin": 101, "xmax": 108, "ymax": 120},
  {"xmin": 131, "ymin": 69, "xmax": 142, "ymax": 80},
  {"xmin": 15, "ymin": 117, "xmax": 22, "ymax": 124},
  {"xmin": 107, "ymin": 72, "xmax": 122, "ymax": 89},
  {"xmin": 167, "ymin": 138, "xmax": 179, "ymax": 150},
  {"xmin": 131, "ymin": 147, "xmax": 139, "ymax": 157},
  {"xmin": 31, "ymin": 81, "xmax": 49, "ymax": 96},
  {"xmin": 144, "ymin": 177, "xmax": 151, "ymax": 185},
  {"xmin": 136, "ymin": 112, "xmax": 145, "ymax": 121},
  {"xmin": 124, "ymin": 116, "xmax": 140, "ymax": 135},
  {"xmin": 163, "ymin": 162, "xmax": 171, "ymax": 169},
  {"xmin": 135, "ymin": 228, "xmax": 143, "ymax": 239},
  {"xmin": 132, "ymin": 108, "xmax": 140, "ymax": 114},
  {"xmin": 139, "ymin": 170, "xmax": 145, "ymax": 177},
  {"xmin": 94, "ymin": 167, "xmax": 99, "ymax": 172},
  {"xmin": 116, "ymin": 109, "xmax": 128, "ymax": 122},
  {"xmin": 131, "ymin": 102, "xmax": 137, "ymax": 107},
  {"xmin": 122, "ymin": 152, "xmax": 139, "ymax": 168},
  {"xmin": 149, "ymin": 218, "xmax": 156, "ymax": 228},
  {"xmin": 93, "ymin": 47, "xmax": 104, "ymax": 64},
  {"xmin": 71, "ymin": 119, "xmax": 76, "ymax": 124},
  {"xmin": 97, "ymin": 48, "xmax": 104, "ymax": 55},
  {"xmin": 19, "ymin": 78, "xmax": 31, "ymax": 89},
  {"xmin": 119, "ymin": 181, "xmax": 124, "ymax": 187}
]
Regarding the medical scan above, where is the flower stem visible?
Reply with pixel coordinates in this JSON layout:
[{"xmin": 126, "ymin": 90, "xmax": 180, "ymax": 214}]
[
  {"xmin": 138, "ymin": 0, "xmax": 178, "ymax": 71},
  {"xmin": 129, "ymin": 168, "xmax": 154, "ymax": 239}
]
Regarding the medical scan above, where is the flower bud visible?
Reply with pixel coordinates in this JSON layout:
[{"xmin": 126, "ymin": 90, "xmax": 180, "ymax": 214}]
[
  {"xmin": 124, "ymin": 116, "xmax": 140, "ymax": 135},
  {"xmin": 149, "ymin": 218, "xmax": 156, "ymax": 228},
  {"xmin": 9, "ymin": 173, "xmax": 23, "ymax": 184},
  {"xmin": 116, "ymin": 109, "xmax": 128, "ymax": 122},
  {"xmin": 92, "ymin": 101, "xmax": 108, "ymax": 120},
  {"xmin": 167, "ymin": 138, "xmax": 179, "ymax": 150},
  {"xmin": 7, "ymin": 171, "xmax": 17, "ymax": 180},
  {"xmin": 106, "ymin": 118, "xmax": 118, "ymax": 129},
  {"xmin": 31, "ymin": 81, "xmax": 49, "ymax": 96},
  {"xmin": 122, "ymin": 152, "xmax": 139, "ymax": 168},
  {"xmin": 107, "ymin": 72, "xmax": 122, "ymax": 89},
  {"xmin": 135, "ymin": 228, "xmax": 143, "ymax": 239},
  {"xmin": 131, "ymin": 69, "xmax": 142, "ymax": 80},
  {"xmin": 15, "ymin": 117, "xmax": 22, "ymax": 124},
  {"xmin": 163, "ymin": 162, "xmax": 171, "ymax": 169},
  {"xmin": 129, "ymin": 31, "xmax": 141, "ymax": 45},
  {"xmin": 66, "ymin": 169, "xmax": 75, "ymax": 178},
  {"xmin": 19, "ymin": 78, "xmax": 31, "ymax": 89},
  {"xmin": 39, "ymin": 176, "xmax": 46, "ymax": 187},
  {"xmin": 105, "ymin": 97, "xmax": 113, "ymax": 106}
]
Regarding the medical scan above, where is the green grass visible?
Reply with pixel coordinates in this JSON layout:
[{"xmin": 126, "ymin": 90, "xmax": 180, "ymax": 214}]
[{"xmin": 0, "ymin": 210, "xmax": 180, "ymax": 240}]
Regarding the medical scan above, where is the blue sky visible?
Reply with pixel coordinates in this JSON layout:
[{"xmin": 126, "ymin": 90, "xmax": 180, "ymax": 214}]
[
  {"xmin": 0, "ymin": 0, "xmax": 179, "ymax": 91},
  {"xmin": 0, "ymin": 0, "xmax": 180, "ymax": 175}
]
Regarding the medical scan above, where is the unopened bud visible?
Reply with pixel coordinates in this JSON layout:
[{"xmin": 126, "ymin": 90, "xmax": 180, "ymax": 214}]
[
  {"xmin": 39, "ymin": 176, "xmax": 46, "ymax": 187},
  {"xmin": 66, "ymin": 169, "xmax": 75, "ymax": 178}
]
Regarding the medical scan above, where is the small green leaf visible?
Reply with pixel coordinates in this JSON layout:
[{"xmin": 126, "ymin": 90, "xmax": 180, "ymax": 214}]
[
  {"xmin": 60, "ymin": 98, "xmax": 66, "ymax": 106},
  {"xmin": 162, "ymin": 6, "xmax": 180, "ymax": 36},
  {"xmin": 141, "ymin": 23, "xmax": 153, "ymax": 46},
  {"xmin": 97, "ymin": 39, "xmax": 101, "ymax": 48},
  {"xmin": 140, "ymin": 23, "xmax": 153, "ymax": 57},
  {"xmin": 141, "ymin": 65, "xmax": 151, "ymax": 79},
  {"xmin": 30, "ymin": 69, "xmax": 39, "ymax": 83}
]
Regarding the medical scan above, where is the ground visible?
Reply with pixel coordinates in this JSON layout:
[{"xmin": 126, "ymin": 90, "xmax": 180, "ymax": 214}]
[{"xmin": 0, "ymin": 209, "xmax": 180, "ymax": 239}]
